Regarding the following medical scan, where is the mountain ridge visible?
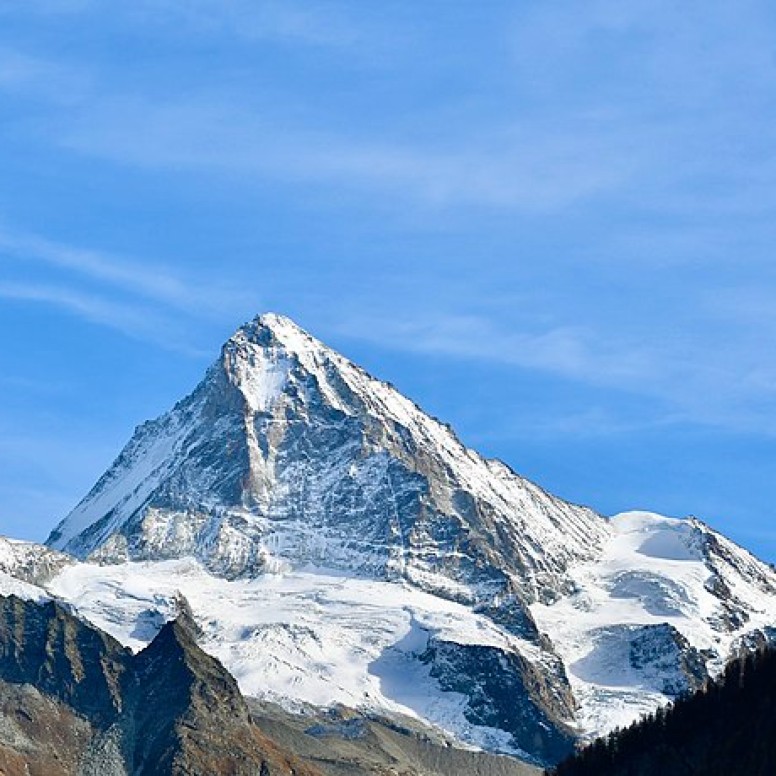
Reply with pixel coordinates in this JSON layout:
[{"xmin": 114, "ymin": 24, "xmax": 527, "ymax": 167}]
[{"xmin": 0, "ymin": 591, "xmax": 540, "ymax": 775}]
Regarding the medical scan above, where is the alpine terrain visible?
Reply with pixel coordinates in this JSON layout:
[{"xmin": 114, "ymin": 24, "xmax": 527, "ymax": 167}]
[
  {"xmin": 1, "ymin": 313, "xmax": 774, "ymax": 771},
  {"xmin": 553, "ymin": 644, "xmax": 776, "ymax": 775}
]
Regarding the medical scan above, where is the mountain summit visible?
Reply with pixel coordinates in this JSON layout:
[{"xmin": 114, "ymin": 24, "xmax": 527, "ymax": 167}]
[
  {"xmin": 48, "ymin": 313, "xmax": 607, "ymax": 612},
  {"xmin": 36, "ymin": 313, "xmax": 776, "ymax": 764}
]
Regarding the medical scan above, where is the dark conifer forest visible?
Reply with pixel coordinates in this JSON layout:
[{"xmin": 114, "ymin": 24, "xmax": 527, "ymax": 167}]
[{"xmin": 550, "ymin": 647, "xmax": 776, "ymax": 776}]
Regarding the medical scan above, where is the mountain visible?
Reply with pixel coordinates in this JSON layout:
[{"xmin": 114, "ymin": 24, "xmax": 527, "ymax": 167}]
[
  {"xmin": 46, "ymin": 312, "xmax": 609, "ymax": 761},
  {"xmin": 1, "ymin": 312, "xmax": 769, "ymax": 766},
  {"xmin": 47, "ymin": 313, "xmax": 607, "ymax": 609},
  {"xmin": 529, "ymin": 509, "xmax": 776, "ymax": 734},
  {"xmin": 551, "ymin": 645, "xmax": 776, "ymax": 776}
]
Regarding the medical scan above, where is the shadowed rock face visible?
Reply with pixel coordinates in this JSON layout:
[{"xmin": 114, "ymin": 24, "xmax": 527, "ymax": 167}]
[
  {"xmin": 0, "ymin": 595, "xmax": 128, "ymax": 727},
  {"xmin": 0, "ymin": 595, "xmax": 323, "ymax": 776},
  {"xmin": 418, "ymin": 637, "xmax": 577, "ymax": 763},
  {"xmin": 126, "ymin": 617, "xmax": 322, "ymax": 776}
]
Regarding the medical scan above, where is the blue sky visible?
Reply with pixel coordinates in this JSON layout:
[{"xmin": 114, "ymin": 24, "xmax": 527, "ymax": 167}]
[{"xmin": 1, "ymin": 1, "xmax": 775, "ymax": 559}]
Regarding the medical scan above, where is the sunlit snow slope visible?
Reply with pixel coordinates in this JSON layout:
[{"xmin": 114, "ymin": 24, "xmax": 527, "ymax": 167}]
[{"xmin": 531, "ymin": 511, "xmax": 776, "ymax": 735}]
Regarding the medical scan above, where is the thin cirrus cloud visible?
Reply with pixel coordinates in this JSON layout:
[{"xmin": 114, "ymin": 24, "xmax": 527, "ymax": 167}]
[
  {"xmin": 0, "ymin": 280, "xmax": 201, "ymax": 354},
  {"xmin": 1, "ymin": 1, "xmax": 774, "ymax": 435},
  {"xmin": 53, "ymin": 96, "xmax": 641, "ymax": 211},
  {"xmin": 0, "ymin": 47, "xmax": 91, "ymax": 103},
  {"xmin": 332, "ymin": 312, "xmax": 660, "ymax": 390},
  {"xmin": 0, "ymin": 226, "xmax": 251, "ymax": 353},
  {"xmin": 7, "ymin": 4, "xmax": 769, "ymax": 218},
  {"xmin": 0, "ymin": 227, "xmax": 211, "ymax": 312},
  {"xmin": 330, "ymin": 312, "xmax": 776, "ymax": 435},
  {"xmin": 6, "ymin": 0, "xmax": 776, "ymax": 223},
  {"xmin": 1, "ymin": 53, "xmax": 643, "ymax": 213},
  {"xmin": 123, "ymin": 0, "xmax": 364, "ymax": 48},
  {"xmin": 508, "ymin": 0, "xmax": 776, "ymax": 103},
  {"xmin": 4, "ymin": 0, "xmax": 365, "ymax": 49}
]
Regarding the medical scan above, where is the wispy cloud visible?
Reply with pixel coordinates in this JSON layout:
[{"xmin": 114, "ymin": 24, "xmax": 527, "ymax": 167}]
[
  {"xmin": 52, "ymin": 95, "xmax": 640, "ymax": 211},
  {"xmin": 330, "ymin": 311, "xmax": 776, "ymax": 435},
  {"xmin": 1, "ymin": 0, "xmax": 365, "ymax": 49},
  {"xmin": 0, "ymin": 225, "xmax": 255, "ymax": 353},
  {"xmin": 0, "ymin": 47, "xmax": 90, "ymax": 103},
  {"xmin": 0, "ymin": 227, "xmax": 217, "ymax": 312},
  {"xmin": 6, "ymin": 0, "xmax": 776, "ymax": 225},
  {"xmin": 124, "ymin": 0, "xmax": 363, "ymax": 48},
  {"xmin": 0, "ymin": 0, "xmax": 92, "ymax": 19},
  {"xmin": 332, "ymin": 312, "xmax": 655, "ymax": 385},
  {"xmin": 0, "ymin": 374, "xmax": 69, "ymax": 394},
  {"xmin": 0, "ymin": 280, "xmax": 208, "ymax": 355},
  {"xmin": 468, "ymin": 407, "xmax": 681, "ymax": 443},
  {"xmin": 9, "ymin": 2, "xmax": 773, "ymax": 219}
]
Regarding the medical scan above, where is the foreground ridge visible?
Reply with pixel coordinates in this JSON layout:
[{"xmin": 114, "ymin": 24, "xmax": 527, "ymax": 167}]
[{"xmin": 0, "ymin": 593, "xmax": 322, "ymax": 775}]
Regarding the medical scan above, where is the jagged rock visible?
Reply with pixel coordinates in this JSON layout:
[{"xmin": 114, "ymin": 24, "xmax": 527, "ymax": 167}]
[
  {"xmin": 418, "ymin": 637, "xmax": 577, "ymax": 763},
  {"xmin": 126, "ymin": 619, "xmax": 321, "ymax": 775},
  {"xmin": 0, "ymin": 593, "xmax": 542, "ymax": 775},
  {"xmin": 0, "ymin": 595, "xmax": 322, "ymax": 775},
  {"xmin": 627, "ymin": 624, "xmax": 708, "ymax": 696},
  {"xmin": 42, "ymin": 314, "xmax": 612, "ymax": 761},
  {"xmin": 0, "ymin": 537, "xmax": 73, "ymax": 586},
  {"xmin": 0, "ymin": 595, "xmax": 128, "ymax": 726}
]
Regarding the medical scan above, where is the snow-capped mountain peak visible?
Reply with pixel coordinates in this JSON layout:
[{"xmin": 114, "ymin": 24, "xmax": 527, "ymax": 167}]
[{"xmin": 47, "ymin": 313, "xmax": 609, "ymax": 609}]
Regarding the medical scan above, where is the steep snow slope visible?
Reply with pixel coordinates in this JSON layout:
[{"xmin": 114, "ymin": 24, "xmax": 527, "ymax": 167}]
[
  {"xmin": 531, "ymin": 511, "xmax": 776, "ymax": 735},
  {"xmin": 6, "ymin": 513, "xmax": 776, "ymax": 761},
  {"xmin": 47, "ymin": 559, "xmax": 561, "ymax": 758}
]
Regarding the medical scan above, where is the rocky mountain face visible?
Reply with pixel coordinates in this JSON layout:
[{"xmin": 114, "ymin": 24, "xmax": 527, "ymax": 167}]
[
  {"xmin": 43, "ymin": 313, "xmax": 611, "ymax": 762},
  {"xmin": 125, "ymin": 616, "xmax": 323, "ymax": 776},
  {"xmin": 47, "ymin": 314, "xmax": 608, "ymax": 610},
  {"xmin": 527, "ymin": 510, "xmax": 776, "ymax": 736},
  {"xmin": 0, "ymin": 595, "xmax": 127, "ymax": 728},
  {"xmin": 0, "ymin": 312, "xmax": 768, "ymax": 767},
  {"xmin": 0, "ymin": 537, "xmax": 73, "ymax": 586}
]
